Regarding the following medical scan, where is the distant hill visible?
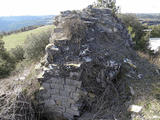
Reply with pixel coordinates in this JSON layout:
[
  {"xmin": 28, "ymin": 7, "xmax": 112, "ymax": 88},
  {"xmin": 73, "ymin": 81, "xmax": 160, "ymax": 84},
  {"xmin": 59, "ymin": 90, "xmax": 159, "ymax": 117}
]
[
  {"xmin": 136, "ymin": 13, "xmax": 160, "ymax": 20},
  {"xmin": 0, "ymin": 15, "xmax": 55, "ymax": 32}
]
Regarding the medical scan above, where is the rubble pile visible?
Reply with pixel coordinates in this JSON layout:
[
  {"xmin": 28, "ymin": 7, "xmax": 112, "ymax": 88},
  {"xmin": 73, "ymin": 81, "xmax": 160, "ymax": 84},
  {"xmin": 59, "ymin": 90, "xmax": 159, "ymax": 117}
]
[{"xmin": 37, "ymin": 6, "xmax": 135, "ymax": 120}]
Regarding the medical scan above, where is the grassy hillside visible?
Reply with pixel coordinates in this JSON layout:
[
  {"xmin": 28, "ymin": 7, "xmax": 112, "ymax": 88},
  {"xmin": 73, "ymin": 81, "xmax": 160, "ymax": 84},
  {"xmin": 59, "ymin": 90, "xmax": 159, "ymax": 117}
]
[{"xmin": 3, "ymin": 25, "xmax": 54, "ymax": 50}]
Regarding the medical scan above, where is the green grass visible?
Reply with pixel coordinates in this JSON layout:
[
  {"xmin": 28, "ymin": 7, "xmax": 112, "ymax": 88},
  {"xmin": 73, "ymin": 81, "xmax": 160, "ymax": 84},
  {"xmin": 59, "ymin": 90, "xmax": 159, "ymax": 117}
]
[{"xmin": 2, "ymin": 25, "xmax": 54, "ymax": 50}]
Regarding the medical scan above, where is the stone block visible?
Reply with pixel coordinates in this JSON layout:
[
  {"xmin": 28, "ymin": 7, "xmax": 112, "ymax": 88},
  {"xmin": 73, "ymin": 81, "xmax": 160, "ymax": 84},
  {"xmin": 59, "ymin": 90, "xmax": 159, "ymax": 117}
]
[
  {"xmin": 58, "ymin": 106, "xmax": 66, "ymax": 113},
  {"xmin": 45, "ymin": 79, "xmax": 52, "ymax": 83},
  {"xmin": 42, "ymin": 92, "xmax": 51, "ymax": 99},
  {"xmin": 50, "ymin": 77, "xmax": 65, "ymax": 84},
  {"xmin": 37, "ymin": 72, "xmax": 45, "ymax": 82},
  {"xmin": 69, "ymin": 72, "xmax": 81, "ymax": 80},
  {"xmin": 70, "ymin": 92, "xmax": 81, "ymax": 101},
  {"xmin": 63, "ymin": 112, "xmax": 73, "ymax": 120},
  {"xmin": 54, "ymin": 28, "xmax": 63, "ymax": 33},
  {"xmin": 66, "ymin": 79, "xmax": 82, "ymax": 88},
  {"xmin": 42, "ymin": 83, "xmax": 50, "ymax": 89},
  {"xmin": 51, "ymin": 106, "xmax": 65, "ymax": 114},
  {"xmin": 68, "ymin": 98, "xmax": 75, "ymax": 104},
  {"xmin": 51, "ymin": 83, "xmax": 64, "ymax": 90},
  {"xmin": 64, "ymin": 85, "xmax": 77, "ymax": 92},
  {"xmin": 66, "ymin": 108, "xmax": 80, "ymax": 116},
  {"xmin": 55, "ymin": 100, "xmax": 62, "ymax": 106},
  {"xmin": 71, "ymin": 104, "xmax": 79, "ymax": 111},
  {"xmin": 50, "ymin": 89, "xmax": 60, "ymax": 95},
  {"xmin": 60, "ymin": 90, "xmax": 70, "ymax": 97},
  {"xmin": 76, "ymin": 88, "xmax": 87, "ymax": 96},
  {"xmin": 61, "ymin": 99, "xmax": 71, "ymax": 108},
  {"xmin": 44, "ymin": 99, "xmax": 56, "ymax": 107},
  {"xmin": 74, "ymin": 81, "xmax": 82, "ymax": 88},
  {"xmin": 51, "ymin": 95, "xmax": 68, "ymax": 101}
]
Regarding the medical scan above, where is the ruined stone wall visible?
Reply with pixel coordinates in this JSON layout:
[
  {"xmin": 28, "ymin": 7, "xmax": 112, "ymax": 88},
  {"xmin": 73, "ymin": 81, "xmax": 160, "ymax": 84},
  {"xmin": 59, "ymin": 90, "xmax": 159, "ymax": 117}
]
[
  {"xmin": 37, "ymin": 6, "xmax": 133, "ymax": 120},
  {"xmin": 39, "ymin": 76, "xmax": 82, "ymax": 119}
]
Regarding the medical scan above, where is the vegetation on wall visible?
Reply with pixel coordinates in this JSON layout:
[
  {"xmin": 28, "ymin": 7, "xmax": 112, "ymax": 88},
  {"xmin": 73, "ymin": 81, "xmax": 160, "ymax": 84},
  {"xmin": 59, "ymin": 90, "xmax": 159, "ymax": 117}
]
[
  {"xmin": 150, "ymin": 25, "xmax": 160, "ymax": 37},
  {"xmin": 0, "ymin": 36, "xmax": 15, "ymax": 78},
  {"xmin": 119, "ymin": 14, "xmax": 150, "ymax": 51},
  {"xmin": 96, "ymin": 0, "xmax": 119, "ymax": 14}
]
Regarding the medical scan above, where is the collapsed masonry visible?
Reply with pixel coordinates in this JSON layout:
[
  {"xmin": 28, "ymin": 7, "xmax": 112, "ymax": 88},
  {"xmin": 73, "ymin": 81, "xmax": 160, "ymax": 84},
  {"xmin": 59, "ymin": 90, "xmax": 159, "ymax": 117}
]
[{"xmin": 37, "ymin": 6, "xmax": 134, "ymax": 120}]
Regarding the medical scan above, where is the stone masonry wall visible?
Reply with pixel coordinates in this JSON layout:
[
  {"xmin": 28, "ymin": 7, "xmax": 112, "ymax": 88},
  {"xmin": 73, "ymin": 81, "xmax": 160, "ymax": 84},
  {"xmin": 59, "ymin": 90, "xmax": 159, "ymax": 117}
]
[{"xmin": 37, "ymin": 64, "xmax": 84, "ymax": 119}]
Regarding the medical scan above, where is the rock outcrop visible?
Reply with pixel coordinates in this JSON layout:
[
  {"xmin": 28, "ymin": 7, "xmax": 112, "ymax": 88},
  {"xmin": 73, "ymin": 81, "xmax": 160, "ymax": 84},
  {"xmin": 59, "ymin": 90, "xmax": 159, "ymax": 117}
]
[{"xmin": 36, "ymin": 6, "xmax": 134, "ymax": 120}]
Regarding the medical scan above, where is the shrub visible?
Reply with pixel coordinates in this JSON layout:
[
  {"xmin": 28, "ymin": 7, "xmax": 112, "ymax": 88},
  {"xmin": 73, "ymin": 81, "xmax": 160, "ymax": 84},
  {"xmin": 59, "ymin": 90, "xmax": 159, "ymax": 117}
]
[
  {"xmin": 24, "ymin": 30, "xmax": 51, "ymax": 60},
  {"xmin": 0, "ymin": 54, "xmax": 15, "ymax": 78},
  {"xmin": 10, "ymin": 46, "xmax": 25, "ymax": 62},
  {"xmin": 0, "ymin": 39, "xmax": 15, "ymax": 78},
  {"xmin": 150, "ymin": 25, "xmax": 160, "ymax": 38},
  {"xmin": 119, "ymin": 14, "xmax": 149, "ymax": 51},
  {"xmin": 96, "ymin": 0, "xmax": 119, "ymax": 15}
]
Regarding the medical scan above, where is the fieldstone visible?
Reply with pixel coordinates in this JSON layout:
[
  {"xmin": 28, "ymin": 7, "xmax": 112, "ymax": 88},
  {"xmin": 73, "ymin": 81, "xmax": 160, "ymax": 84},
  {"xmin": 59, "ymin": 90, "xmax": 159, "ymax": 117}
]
[
  {"xmin": 138, "ymin": 74, "xmax": 143, "ymax": 79},
  {"xmin": 129, "ymin": 86, "xmax": 135, "ymax": 96},
  {"xmin": 35, "ymin": 63, "xmax": 42, "ymax": 71},
  {"xmin": 128, "ymin": 105, "xmax": 142, "ymax": 113}
]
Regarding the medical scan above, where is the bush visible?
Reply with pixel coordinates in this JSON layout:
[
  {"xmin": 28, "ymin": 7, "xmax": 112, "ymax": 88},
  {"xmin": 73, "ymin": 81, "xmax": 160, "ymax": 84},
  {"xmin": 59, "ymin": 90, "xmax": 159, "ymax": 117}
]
[
  {"xmin": 119, "ymin": 14, "xmax": 149, "ymax": 51},
  {"xmin": 10, "ymin": 46, "xmax": 24, "ymax": 62},
  {"xmin": 0, "ymin": 53, "xmax": 15, "ymax": 78},
  {"xmin": 24, "ymin": 30, "xmax": 51, "ymax": 60},
  {"xmin": 0, "ymin": 38, "xmax": 15, "ymax": 78},
  {"xmin": 150, "ymin": 25, "xmax": 160, "ymax": 37}
]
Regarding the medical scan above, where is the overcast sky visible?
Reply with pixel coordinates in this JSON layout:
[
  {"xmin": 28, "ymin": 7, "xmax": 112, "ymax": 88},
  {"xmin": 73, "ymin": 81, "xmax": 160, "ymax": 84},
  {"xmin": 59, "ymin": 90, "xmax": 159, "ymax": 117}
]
[
  {"xmin": 117, "ymin": 0, "xmax": 160, "ymax": 13},
  {"xmin": 0, "ymin": 0, "xmax": 160, "ymax": 16}
]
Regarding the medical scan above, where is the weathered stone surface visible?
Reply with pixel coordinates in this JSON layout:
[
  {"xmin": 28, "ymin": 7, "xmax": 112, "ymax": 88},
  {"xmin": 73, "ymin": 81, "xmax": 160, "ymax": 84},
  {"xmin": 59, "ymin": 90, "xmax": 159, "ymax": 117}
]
[
  {"xmin": 65, "ymin": 78, "xmax": 82, "ymax": 87},
  {"xmin": 66, "ymin": 108, "xmax": 80, "ymax": 116},
  {"xmin": 64, "ymin": 85, "xmax": 77, "ymax": 92},
  {"xmin": 50, "ymin": 89, "xmax": 60, "ymax": 95},
  {"xmin": 50, "ymin": 77, "xmax": 65, "ymax": 84},
  {"xmin": 59, "ymin": 90, "xmax": 70, "ymax": 97},
  {"xmin": 42, "ymin": 83, "xmax": 50, "ymax": 89},
  {"xmin": 51, "ymin": 84, "xmax": 64, "ymax": 90}
]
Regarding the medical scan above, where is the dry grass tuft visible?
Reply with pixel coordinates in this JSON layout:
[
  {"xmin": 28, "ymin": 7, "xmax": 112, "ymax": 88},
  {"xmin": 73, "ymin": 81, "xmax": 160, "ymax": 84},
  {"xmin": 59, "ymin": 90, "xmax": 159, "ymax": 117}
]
[{"xmin": 0, "ymin": 62, "xmax": 40, "ymax": 120}]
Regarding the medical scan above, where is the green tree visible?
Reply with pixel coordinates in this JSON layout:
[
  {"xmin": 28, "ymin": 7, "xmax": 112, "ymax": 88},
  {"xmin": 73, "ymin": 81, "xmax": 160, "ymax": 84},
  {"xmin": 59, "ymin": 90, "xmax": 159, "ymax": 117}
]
[
  {"xmin": 0, "ymin": 37, "xmax": 15, "ymax": 78},
  {"xmin": 119, "ymin": 14, "xmax": 149, "ymax": 51}
]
